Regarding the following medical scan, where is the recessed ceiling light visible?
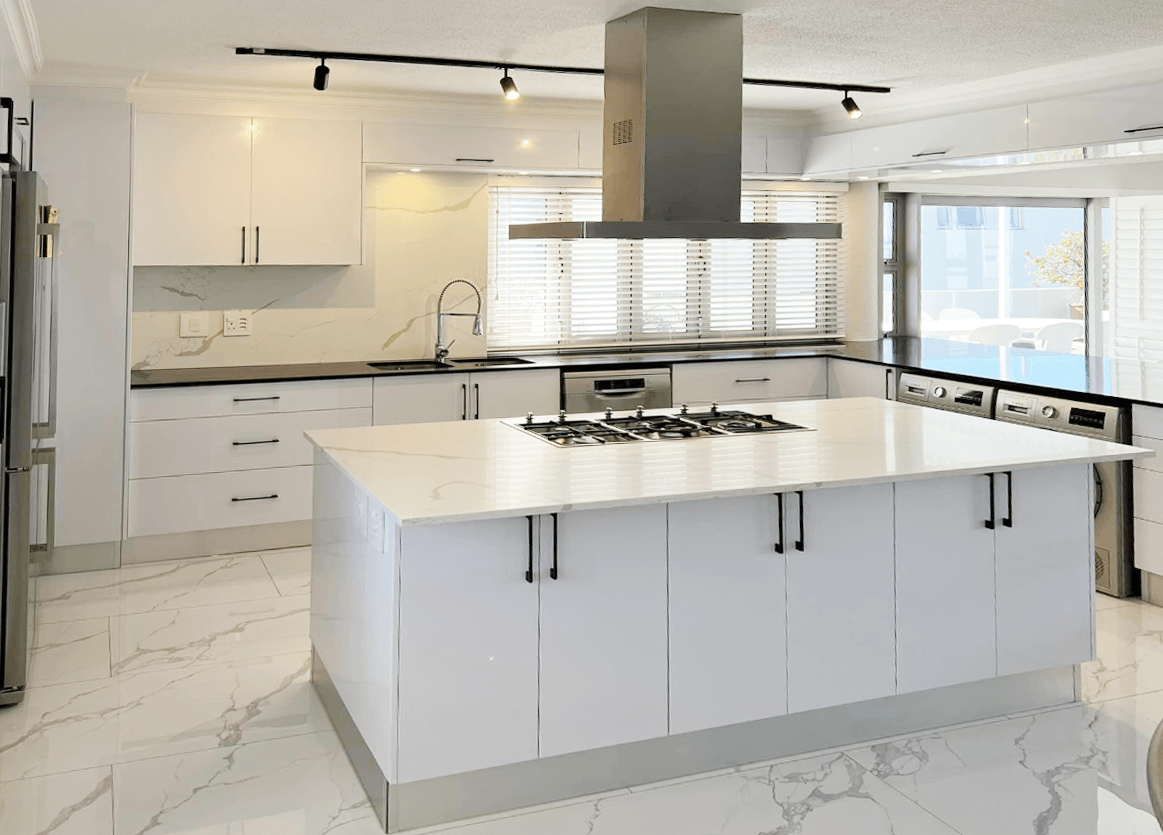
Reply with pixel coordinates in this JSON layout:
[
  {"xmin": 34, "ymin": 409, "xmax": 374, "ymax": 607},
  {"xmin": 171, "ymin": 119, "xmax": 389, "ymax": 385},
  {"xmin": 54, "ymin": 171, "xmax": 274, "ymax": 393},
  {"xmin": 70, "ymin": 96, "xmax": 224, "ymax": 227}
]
[
  {"xmin": 800, "ymin": 176, "xmax": 812, "ymax": 181},
  {"xmin": 857, "ymin": 176, "xmax": 870, "ymax": 180},
  {"xmin": 410, "ymin": 168, "xmax": 422, "ymax": 172},
  {"xmin": 519, "ymin": 171, "xmax": 530, "ymax": 175}
]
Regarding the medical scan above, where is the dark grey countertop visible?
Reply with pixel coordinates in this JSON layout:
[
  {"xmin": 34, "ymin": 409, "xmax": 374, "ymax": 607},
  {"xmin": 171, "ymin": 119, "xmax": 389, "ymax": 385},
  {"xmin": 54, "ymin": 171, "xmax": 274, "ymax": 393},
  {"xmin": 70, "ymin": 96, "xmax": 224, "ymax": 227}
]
[{"xmin": 129, "ymin": 337, "xmax": 1160, "ymax": 409}]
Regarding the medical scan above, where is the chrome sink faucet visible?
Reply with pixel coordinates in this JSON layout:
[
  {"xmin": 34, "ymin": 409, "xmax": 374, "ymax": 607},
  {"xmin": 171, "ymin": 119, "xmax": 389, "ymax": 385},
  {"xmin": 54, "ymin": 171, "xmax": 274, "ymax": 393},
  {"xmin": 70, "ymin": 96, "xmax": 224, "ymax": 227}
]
[{"xmin": 435, "ymin": 279, "xmax": 483, "ymax": 363}]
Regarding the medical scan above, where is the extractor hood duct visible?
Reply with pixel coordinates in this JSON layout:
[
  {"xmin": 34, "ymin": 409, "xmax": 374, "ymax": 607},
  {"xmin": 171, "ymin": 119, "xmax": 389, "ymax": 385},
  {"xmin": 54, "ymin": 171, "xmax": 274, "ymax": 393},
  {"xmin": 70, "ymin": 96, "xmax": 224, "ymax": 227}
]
[{"xmin": 509, "ymin": 7, "xmax": 842, "ymax": 241}]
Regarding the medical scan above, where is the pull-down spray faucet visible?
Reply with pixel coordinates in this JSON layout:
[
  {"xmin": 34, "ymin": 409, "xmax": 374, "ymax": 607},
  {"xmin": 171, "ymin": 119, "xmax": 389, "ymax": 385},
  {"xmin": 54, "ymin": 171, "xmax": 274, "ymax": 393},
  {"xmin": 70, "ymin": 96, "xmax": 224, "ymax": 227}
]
[{"xmin": 435, "ymin": 279, "xmax": 483, "ymax": 363}]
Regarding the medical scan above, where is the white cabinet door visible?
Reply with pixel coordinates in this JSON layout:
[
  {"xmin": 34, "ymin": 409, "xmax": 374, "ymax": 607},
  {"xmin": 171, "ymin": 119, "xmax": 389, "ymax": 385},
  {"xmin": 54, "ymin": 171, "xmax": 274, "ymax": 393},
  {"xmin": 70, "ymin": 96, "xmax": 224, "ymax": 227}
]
[
  {"xmin": 539, "ymin": 505, "xmax": 669, "ymax": 757},
  {"xmin": 363, "ymin": 122, "xmax": 581, "ymax": 170},
  {"xmin": 1028, "ymin": 83, "xmax": 1163, "ymax": 151},
  {"xmin": 742, "ymin": 136, "xmax": 767, "ymax": 174},
  {"xmin": 895, "ymin": 476, "xmax": 997, "ymax": 694},
  {"xmin": 995, "ymin": 465, "xmax": 1093, "ymax": 676},
  {"xmin": 849, "ymin": 106, "xmax": 1028, "ymax": 171},
  {"xmin": 827, "ymin": 359, "xmax": 892, "ymax": 399},
  {"xmin": 785, "ymin": 484, "xmax": 896, "ymax": 714},
  {"xmin": 250, "ymin": 118, "xmax": 363, "ymax": 265},
  {"xmin": 668, "ymin": 495, "xmax": 787, "ymax": 735},
  {"xmin": 397, "ymin": 517, "xmax": 540, "ymax": 782},
  {"xmin": 133, "ymin": 113, "xmax": 253, "ymax": 266},
  {"xmin": 802, "ymin": 132, "xmax": 852, "ymax": 175},
  {"xmin": 472, "ymin": 369, "xmax": 560, "ymax": 419},
  {"xmin": 372, "ymin": 375, "xmax": 469, "ymax": 424}
]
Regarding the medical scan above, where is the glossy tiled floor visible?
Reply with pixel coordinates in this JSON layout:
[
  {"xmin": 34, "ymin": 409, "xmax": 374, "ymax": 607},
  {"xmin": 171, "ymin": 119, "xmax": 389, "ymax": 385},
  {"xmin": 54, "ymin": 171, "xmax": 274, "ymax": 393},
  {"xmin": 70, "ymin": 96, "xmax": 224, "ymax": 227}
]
[{"xmin": 3, "ymin": 553, "xmax": 1163, "ymax": 834}]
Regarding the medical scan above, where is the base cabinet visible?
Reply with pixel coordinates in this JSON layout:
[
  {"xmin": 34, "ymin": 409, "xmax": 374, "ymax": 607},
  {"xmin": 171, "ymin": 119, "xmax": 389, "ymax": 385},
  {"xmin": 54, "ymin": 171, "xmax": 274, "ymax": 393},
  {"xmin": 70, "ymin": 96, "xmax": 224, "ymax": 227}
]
[
  {"xmin": 538, "ymin": 506, "xmax": 669, "ymax": 757},
  {"xmin": 397, "ymin": 517, "xmax": 540, "ymax": 783},
  {"xmin": 786, "ymin": 484, "xmax": 896, "ymax": 713},
  {"xmin": 668, "ymin": 495, "xmax": 787, "ymax": 734},
  {"xmin": 373, "ymin": 370, "xmax": 560, "ymax": 425}
]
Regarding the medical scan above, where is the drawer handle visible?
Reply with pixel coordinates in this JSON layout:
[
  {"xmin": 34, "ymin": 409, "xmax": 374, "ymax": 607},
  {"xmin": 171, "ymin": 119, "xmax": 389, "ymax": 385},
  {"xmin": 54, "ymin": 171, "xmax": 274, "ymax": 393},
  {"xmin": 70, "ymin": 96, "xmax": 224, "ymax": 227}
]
[
  {"xmin": 1126, "ymin": 125, "xmax": 1163, "ymax": 134},
  {"xmin": 232, "ymin": 439, "xmax": 280, "ymax": 446},
  {"xmin": 233, "ymin": 396, "xmax": 280, "ymax": 403},
  {"xmin": 912, "ymin": 150, "xmax": 949, "ymax": 157},
  {"xmin": 735, "ymin": 377, "xmax": 771, "ymax": 384},
  {"xmin": 232, "ymin": 494, "xmax": 279, "ymax": 503}
]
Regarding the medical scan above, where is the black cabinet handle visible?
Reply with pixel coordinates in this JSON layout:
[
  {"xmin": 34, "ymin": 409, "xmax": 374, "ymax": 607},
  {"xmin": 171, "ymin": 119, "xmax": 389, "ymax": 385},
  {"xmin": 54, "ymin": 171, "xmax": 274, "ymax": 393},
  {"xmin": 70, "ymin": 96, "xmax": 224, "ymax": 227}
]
[
  {"xmin": 795, "ymin": 491, "xmax": 805, "ymax": 552},
  {"xmin": 774, "ymin": 493, "xmax": 785, "ymax": 554},
  {"xmin": 985, "ymin": 473, "xmax": 996, "ymax": 529},
  {"xmin": 550, "ymin": 513, "xmax": 559, "ymax": 579},
  {"xmin": 232, "ymin": 494, "xmax": 278, "ymax": 502},
  {"xmin": 255, "ymin": 226, "xmax": 260, "ymax": 263},
  {"xmin": 474, "ymin": 383, "xmax": 480, "ymax": 420},
  {"xmin": 526, "ymin": 516, "xmax": 534, "ymax": 584},
  {"xmin": 912, "ymin": 150, "xmax": 949, "ymax": 157},
  {"xmin": 461, "ymin": 383, "xmax": 468, "ymax": 420},
  {"xmin": 241, "ymin": 226, "xmax": 247, "ymax": 264},
  {"xmin": 232, "ymin": 439, "xmax": 279, "ymax": 446},
  {"xmin": 1003, "ymin": 471, "xmax": 1013, "ymax": 528},
  {"xmin": 735, "ymin": 377, "xmax": 771, "ymax": 384},
  {"xmin": 233, "ymin": 396, "xmax": 280, "ymax": 403},
  {"xmin": 1126, "ymin": 125, "xmax": 1163, "ymax": 134}
]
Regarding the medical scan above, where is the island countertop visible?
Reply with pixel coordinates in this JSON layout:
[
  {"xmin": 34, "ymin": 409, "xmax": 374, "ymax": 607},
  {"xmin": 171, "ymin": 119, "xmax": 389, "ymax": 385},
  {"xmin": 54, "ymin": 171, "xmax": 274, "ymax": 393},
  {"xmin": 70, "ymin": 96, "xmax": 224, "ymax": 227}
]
[{"xmin": 305, "ymin": 397, "xmax": 1151, "ymax": 526}]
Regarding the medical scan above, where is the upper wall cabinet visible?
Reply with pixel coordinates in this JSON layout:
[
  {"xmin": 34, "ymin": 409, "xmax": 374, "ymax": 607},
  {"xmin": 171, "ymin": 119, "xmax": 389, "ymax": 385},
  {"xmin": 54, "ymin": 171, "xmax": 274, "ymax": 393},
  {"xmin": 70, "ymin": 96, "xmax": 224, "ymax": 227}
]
[
  {"xmin": 133, "ymin": 114, "xmax": 363, "ymax": 267},
  {"xmin": 766, "ymin": 132, "xmax": 805, "ymax": 176},
  {"xmin": 1028, "ymin": 82, "xmax": 1163, "ymax": 151},
  {"xmin": 847, "ymin": 105, "xmax": 1029, "ymax": 172},
  {"xmin": 364, "ymin": 123, "xmax": 581, "ymax": 171}
]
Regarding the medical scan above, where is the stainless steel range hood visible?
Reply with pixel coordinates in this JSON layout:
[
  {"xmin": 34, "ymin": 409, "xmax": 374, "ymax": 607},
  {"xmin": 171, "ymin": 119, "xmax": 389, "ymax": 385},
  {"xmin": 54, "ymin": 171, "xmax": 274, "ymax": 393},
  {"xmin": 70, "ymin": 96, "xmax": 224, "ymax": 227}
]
[{"xmin": 509, "ymin": 7, "xmax": 842, "ymax": 242}]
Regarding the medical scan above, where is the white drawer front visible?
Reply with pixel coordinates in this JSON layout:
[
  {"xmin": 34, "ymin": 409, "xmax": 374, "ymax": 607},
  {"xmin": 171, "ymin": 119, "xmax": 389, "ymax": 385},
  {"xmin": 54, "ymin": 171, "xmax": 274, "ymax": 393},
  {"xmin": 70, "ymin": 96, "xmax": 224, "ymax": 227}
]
[
  {"xmin": 672, "ymin": 358, "xmax": 828, "ymax": 406},
  {"xmin": 129, "ymin": 408, "xmax": 372, "ymax": 479},
  {"xmin": 1135, "ymin": 466, "xmax": 1163, "ymax": 525},
  {"xmin": 127, "ymin": 466, "xmax": 313, "ymax": 537},
  {"xmin": 1136, "ymin": 517, "xmax": 1163, "ymax": 574},
  {"xmin": 130, "ymin": 378, "xmax": 373, "ymax": 422},
  {"xmin": 1133, "ymin": 435, "xmax": 1163, "ymax": 474},
  {"xmin": 1134, "ymin": 405, "xmax": 1163, "ymax": 442}
]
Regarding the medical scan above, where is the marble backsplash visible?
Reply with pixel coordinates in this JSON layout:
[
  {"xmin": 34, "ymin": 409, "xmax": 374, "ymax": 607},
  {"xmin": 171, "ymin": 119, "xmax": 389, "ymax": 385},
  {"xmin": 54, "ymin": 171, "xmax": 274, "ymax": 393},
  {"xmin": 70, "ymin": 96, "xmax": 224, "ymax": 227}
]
[{"xmin": 131, "ymin": 170, "xmax": 491, "ymax": 369}]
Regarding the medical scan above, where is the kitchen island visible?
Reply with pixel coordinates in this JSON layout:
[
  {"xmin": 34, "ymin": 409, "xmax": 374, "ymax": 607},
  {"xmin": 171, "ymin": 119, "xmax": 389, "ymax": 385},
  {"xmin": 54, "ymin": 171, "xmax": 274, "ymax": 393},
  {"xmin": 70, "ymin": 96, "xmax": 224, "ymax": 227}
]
[{"xmin": 305, "ymin": 397, "xmax": 1149, "ymax": 833}]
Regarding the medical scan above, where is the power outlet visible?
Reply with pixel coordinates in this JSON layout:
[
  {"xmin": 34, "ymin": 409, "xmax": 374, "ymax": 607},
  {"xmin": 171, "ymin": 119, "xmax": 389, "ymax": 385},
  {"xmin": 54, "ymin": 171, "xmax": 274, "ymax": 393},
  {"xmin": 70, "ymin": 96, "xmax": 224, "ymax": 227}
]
[
  {"xmin": 223, "ymin": 310, "xmax": 253, "ymax": 337},
  {"xmin": 178, "ymin": 311, "xmax": 210, "ymax": 338}
]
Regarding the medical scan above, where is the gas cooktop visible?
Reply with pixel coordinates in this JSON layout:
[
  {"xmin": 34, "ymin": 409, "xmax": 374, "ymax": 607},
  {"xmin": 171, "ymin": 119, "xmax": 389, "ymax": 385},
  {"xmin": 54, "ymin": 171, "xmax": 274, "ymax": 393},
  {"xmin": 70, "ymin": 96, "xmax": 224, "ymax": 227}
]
[{"xmin": 506, "ymin": 405, "xmax": 811, "ymax": 446}]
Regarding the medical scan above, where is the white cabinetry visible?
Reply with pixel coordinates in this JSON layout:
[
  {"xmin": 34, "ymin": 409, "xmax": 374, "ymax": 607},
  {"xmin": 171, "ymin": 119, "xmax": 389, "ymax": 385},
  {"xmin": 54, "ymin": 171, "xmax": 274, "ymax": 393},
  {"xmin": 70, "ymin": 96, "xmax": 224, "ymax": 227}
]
[
  {"xmin": 767, "ymin": 132, "xmax": 806, "ymax": 176},
  {"xmin": 848, "ymin": 105, "xmax": 1028, "ymax": 171},
  {"xmin": 895, "ymin": 476, "xmax": 997, "ymax": 693},
  {"xmin": 802, "ymin": 133, "xmax": 852, "ymax": 176},
  {"xmin": 742, "ymin": 136, "xmax": 767, "ymax": 174},
  {"xmin": 785, "ymin": 484, "xmax": 896, "ymax": 713},
  {"xmin": 134, "ymin": 113, "xmax": 362, "ymax": 266},
  {"xmin": 372, "ymin": 369, "xmax": 560, "ymax": 425},
  {"xmin": 668, "ymin": 495, "xmax": 786, "ymax": 734},
  {"xmin": 1134, "ymin": 405, "xmax": 1163, "ymax": 575},
  {"xmin": 671, "ymin": 358, "xmax": 828, "ymax": 406},
  {"xmin": 364, "ymin": 123, "xmax": 580, "ymax": 170},
  {"xmin": 538, "ymin": 506, "xmax": 669, "ymax": 757},
  {"xmin": 1028, "ymin": 82, "xmax": 1163, "ymax": 151},
  {"xmin": 397, "ymin": 517, "xmax": 539, "ymax": 782},
  {"xmin": 827, "ymin": 358, "xmax": 893, "ymax": 399}
]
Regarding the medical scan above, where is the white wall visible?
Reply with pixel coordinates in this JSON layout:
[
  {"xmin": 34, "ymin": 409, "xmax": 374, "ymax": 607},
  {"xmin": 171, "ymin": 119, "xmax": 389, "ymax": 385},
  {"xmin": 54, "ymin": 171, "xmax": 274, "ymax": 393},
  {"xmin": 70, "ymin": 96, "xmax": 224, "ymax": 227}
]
[
  {"xmin": 841, "ymin": 182, "xmax": 882, "ymax": 341},
  {"xmin": 33, "ymin": 95, "xmax": 131, "ymax": 568}
]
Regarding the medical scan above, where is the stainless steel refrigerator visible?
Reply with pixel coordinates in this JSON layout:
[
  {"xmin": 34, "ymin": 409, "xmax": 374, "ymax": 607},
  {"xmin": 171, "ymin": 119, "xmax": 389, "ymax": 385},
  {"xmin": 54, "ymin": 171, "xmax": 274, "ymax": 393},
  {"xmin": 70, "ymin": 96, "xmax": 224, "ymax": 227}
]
[{"xmin": 0, "ymin": 170, "xmax": 59, "ymax": 706}]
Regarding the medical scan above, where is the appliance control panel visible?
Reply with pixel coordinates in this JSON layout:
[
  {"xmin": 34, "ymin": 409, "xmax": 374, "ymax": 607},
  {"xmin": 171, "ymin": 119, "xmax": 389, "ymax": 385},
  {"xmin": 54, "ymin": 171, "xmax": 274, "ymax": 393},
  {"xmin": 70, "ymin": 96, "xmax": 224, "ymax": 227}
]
[{"xmin": 995, "ymin": 390, "xmax": 1122, "ymax": 441}]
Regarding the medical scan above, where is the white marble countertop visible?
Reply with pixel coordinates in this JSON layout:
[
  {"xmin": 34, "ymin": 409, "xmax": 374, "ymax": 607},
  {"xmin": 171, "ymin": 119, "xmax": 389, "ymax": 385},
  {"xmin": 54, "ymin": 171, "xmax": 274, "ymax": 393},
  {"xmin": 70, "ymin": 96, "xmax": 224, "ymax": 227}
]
[{"xmin": 305, "ymin": 398, "xmax": 1152, "ymax": 526}]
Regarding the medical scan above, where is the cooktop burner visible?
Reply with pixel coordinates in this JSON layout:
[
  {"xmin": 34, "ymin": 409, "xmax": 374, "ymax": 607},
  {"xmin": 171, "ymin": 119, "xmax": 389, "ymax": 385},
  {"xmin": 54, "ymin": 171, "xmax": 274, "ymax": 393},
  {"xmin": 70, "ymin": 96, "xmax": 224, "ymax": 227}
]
[{"xmin": 507, "ymin": 405, "xmax": 811, "ymax": 446}]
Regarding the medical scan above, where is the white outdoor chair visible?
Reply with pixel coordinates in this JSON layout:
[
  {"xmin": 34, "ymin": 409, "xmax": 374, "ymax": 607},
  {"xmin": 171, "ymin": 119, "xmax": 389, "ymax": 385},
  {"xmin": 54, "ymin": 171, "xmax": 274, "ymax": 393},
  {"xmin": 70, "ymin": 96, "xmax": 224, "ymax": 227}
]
[
  {"xmin": 967, "ymin": 323, "xmax": 1022, "ymax": 346},
  {"xmin": 1033, "ymin": 321, "xmax": 1085, "ymax": 353},
  {"xmin": 937, "ymin": 307, "xmax": 981, "ymax": 321},
  {"xmin": 921, "ymin": 311, "xmax": 935, "ymax": 322}
]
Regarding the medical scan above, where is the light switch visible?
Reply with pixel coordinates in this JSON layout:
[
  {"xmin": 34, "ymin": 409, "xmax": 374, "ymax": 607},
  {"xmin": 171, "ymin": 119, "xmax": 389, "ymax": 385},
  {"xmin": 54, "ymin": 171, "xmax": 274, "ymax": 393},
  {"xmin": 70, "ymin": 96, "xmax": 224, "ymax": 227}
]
[
  {"xmin": 224, "ymin": 310, "xmax": 253, "ymax": 337},
  {"xmin": 178, "ymin": 311, "xmax": 210, "ymax": 338}
]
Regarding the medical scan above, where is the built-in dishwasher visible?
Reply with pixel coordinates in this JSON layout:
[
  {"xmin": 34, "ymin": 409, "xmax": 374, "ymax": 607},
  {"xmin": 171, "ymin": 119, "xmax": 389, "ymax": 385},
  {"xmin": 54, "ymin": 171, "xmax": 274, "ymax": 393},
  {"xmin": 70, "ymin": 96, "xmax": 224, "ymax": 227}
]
[
  {"xmin": 563, "ymin": 368, "xmax": 672, "ymax": 413},
  {"xmin": 995, "ymin": 391, "xmax": 1135, "ymax": 598}
]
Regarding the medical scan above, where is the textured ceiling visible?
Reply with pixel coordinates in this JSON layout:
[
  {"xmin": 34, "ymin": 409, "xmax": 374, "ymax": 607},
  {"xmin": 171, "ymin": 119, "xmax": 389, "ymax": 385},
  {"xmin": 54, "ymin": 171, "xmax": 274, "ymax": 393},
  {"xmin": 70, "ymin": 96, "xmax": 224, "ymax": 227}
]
[{"xmin": 27, "ymin": 0, "xmax": 1163, "ymax": 110}]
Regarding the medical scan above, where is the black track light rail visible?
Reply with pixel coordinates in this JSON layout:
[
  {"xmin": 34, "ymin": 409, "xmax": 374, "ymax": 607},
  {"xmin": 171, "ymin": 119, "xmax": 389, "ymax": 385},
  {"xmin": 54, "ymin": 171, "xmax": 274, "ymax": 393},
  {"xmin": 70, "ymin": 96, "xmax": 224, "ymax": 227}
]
[{"xmin": 234, "ymin": 47, "xmax": 891, "ymax": 94}]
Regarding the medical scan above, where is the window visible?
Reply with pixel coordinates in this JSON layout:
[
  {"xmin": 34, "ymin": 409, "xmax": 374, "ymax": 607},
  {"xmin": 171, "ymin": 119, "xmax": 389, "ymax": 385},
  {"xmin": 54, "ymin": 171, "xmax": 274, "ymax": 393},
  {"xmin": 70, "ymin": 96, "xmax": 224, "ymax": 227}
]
[
  {"xmin": 488, "ymin": 186, "xmax": 842, "ymax": 350},
  {"xmin": 882, "ymin": 196, "xmax": 902, "ymax": 334},
  {"xmin": 918, "ymin": 200, "xmax": 1086, "ymax": 351}
]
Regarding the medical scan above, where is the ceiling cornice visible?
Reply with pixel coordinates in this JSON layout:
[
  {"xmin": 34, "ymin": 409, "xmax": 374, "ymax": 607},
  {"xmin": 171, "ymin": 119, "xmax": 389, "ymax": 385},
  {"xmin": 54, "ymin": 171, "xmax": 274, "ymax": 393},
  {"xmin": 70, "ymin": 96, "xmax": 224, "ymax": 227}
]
[{"xmin": 0, "ymin": 0, "xmax": 42, "ymax": 79}]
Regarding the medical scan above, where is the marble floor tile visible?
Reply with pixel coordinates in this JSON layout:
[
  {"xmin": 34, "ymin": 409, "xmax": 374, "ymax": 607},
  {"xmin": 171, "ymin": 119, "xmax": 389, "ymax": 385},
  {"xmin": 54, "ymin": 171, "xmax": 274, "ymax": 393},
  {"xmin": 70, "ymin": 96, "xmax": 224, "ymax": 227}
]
[
  {"xmin": 403, "ymin": 752, "xmax": 959, "ymax": 835},
  {"xmin": 0, "ymin": 652, "xmax": 327, "ymax": 781},
  {"xmin": 29, "ymin": 617, "xmax": 111, "ymax": 686},
  {"xmin": 259, "ymin": 547, "xmax": 312, "ymax": 597},
  {"xmin": 112, "ymin": 732, "xmax": 381, "ymax": 835},
  {"xmin": 1083, "ymin": 599, "xmax": 1163, "ymax": 703},
  {"xmin": 0, "ymin": 766, "xmax": 113, "ymax": 835},
  {"xmin": 1096, "ymin": 593, "xmax": 1139, "ymax": 612},
  {"xmin": 36, "ymin": 557, "xmax": 281, "ymax": 624},
  {"xmin": 110, "ymin": 595, "xmax": 310, "ymax": 676},
  {"xmin": 845, "ymin": 692, "xmax": 1163, "ymax": 835}
]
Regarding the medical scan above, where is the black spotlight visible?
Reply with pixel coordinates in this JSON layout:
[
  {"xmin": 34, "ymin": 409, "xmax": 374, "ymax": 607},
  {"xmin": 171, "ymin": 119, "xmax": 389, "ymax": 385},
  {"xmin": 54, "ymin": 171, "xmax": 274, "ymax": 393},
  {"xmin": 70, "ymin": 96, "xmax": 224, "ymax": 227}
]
[
  {"xmin": 500, "ymin": 69, "xmax": 520, "ymax": 102},
  {"xmin": 313, "ymin": 59, "xmax": 330, "ymax": 91},
  {"xmin": 841, "ymin": 90, "xmax": 861, "ymax": 120}
]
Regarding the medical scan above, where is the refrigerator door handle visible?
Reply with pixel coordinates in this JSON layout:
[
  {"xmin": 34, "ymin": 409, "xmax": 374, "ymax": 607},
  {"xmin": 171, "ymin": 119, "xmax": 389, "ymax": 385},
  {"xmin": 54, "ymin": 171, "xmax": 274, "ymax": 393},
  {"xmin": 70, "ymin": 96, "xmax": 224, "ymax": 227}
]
[
  {"xmin": 32, "ymin": 241, "xmax": 58, "ymax": 440},
  {"xmin": 30, "ymin": 446, "xmax": 54, "ymax": 561}
]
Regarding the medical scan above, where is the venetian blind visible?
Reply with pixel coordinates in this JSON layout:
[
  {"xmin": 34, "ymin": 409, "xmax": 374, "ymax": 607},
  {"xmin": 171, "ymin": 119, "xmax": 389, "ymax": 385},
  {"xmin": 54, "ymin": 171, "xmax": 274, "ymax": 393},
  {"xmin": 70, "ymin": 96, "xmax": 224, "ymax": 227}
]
[
  {"xmin": 1111, "ymin": 197, "xmax": 1163, "ymax": 395},
  {"xmin": 487, "ymin": 186, "xmax": 843, "ymax": 350}
]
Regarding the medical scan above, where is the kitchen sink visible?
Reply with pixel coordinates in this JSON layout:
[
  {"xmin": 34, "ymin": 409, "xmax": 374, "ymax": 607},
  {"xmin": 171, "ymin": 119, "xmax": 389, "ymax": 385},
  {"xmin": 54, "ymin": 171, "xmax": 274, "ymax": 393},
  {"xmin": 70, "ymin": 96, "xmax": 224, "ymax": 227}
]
[
  {"xmin": 445, "ymin": 357, "xmax": 535, "ymax": 369},
  {"xmin": 366, "ymin": 360, "xmax": 454, "ymax": 372}
]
